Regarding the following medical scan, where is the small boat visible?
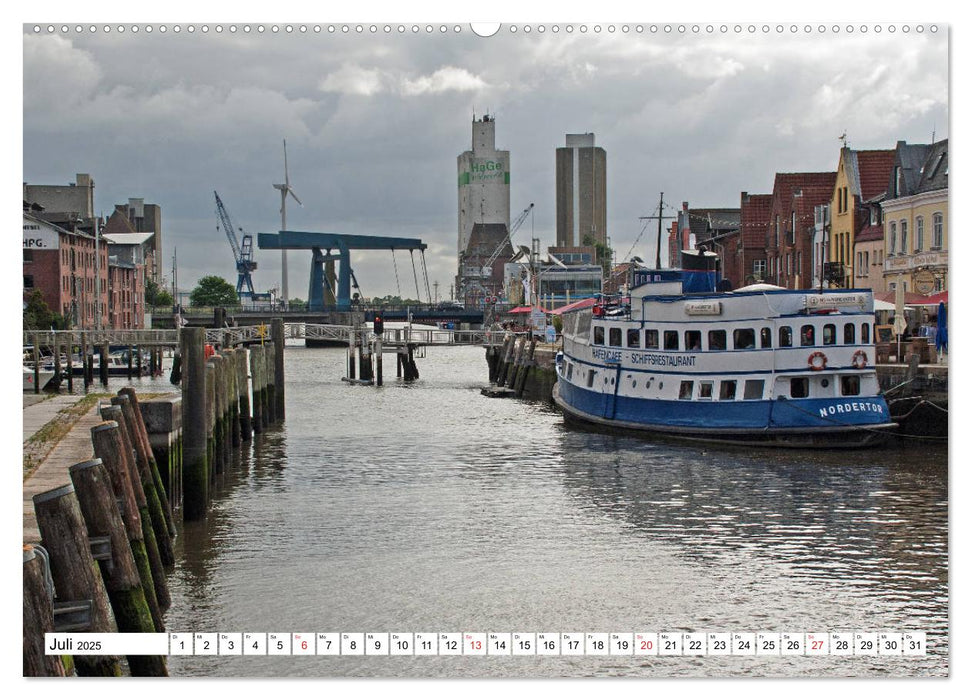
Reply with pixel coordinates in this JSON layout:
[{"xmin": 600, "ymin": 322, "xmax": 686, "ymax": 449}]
[
  {"xmin": 23, "ymin": 365, "xmax": 54, "ymax": 391},
  {"xmin": 553, "ymin": 250, "xmax": 896, "ymax": 448}
]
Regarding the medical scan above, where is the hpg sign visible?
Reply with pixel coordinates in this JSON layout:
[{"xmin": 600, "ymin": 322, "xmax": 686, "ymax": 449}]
[{"xmin": 23, "ymin": 221, "xmax": 58, "ymax": 249}]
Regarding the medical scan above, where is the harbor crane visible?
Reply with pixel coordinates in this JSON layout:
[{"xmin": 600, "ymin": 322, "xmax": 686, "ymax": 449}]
[
  {"xmin": 480, "ymin": 203, "xmax": 535, "ymax": 278},
  {"xmin": 214, "ymin": 191, "xmax": 258, "ymax": 299}
]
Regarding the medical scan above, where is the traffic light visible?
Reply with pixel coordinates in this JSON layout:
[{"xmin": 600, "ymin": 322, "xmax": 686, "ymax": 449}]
[{"xmin": 374, "ymin": 315, "xmax": 384, "ymax": 334}]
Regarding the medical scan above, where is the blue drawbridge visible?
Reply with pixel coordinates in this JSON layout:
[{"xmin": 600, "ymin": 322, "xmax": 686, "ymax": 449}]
[{"xmin": 257, "ymin": 230, "xmax": 428, "ymax": 311}]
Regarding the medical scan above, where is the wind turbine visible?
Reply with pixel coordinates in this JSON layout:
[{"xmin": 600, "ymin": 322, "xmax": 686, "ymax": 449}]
[{"xmin": 273, "ymin": 139, "xmax": 302, "ymax": 305}]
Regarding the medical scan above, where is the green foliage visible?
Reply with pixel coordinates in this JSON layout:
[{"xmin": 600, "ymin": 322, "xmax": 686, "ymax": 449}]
[
  {"xmin": 145, "ymin": 278, "xmax": 174, "ymax": 308},
  {"xmin": 370, "ymin": 295, "xmax": 422, "ymax": 307},
  {"xmin": 189, "ymin": 275, "xmax": 238, "ymax": 307},
  {"xmin": 582, "ymin": 234, "xmax": 613, "ymax": 277},
  {"xmin": 23, "ymin": 290, "xmax": 67, "ymax": 330},
  {"xmin": 552, "ymin": 315, "xmax": 563, "ymax": 333},
  {"xmin": 288, "ymin": 298, "xmax": 308, "ymax": 310}
]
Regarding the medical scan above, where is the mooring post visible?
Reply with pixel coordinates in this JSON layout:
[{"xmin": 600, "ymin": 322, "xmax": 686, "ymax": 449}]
[
  {"xmin": 181, "ymin": 326, "xmax": 208, "ymax": 521},
  {"xmin": 32, "ymin": 484, "xmax": 122, "ymax": 677},
  {"xmin": 24, "ymin": 545, "xmax": 68, "ymax": 677},
  {"xmin": 66, "ymin": 338, "xmax": 74, "ymax": 392},
  {"xmin": 237, "ymin": 348, "xmax": 252, "ymax": 442},
  {"xmin": 100, "ymin": 342, "xmax": 110, "ymax": 387},
  {"xmin": 91, "ymin": 420, "xmax": 163, "ymax": 631},
  {"xmin": 205, "ymin": 361, "xmax": 217, "ymax": 480},
  {"xmin": 348, "ymin": 328, "xmax": 356, "ymax": 380},
  {"xmin": 250, "ymin": 348, "xmax": 263, "ymax": 435},
  {"xmin": 265, "ymin": 343, "xmax": 277, "ymax": 425},
  {"xmin": 260, "ymin": 346, "xmax": 270, "ymax": 430},
  {"xmin": 119, "ymin": 387, "xmax": 175, "ymax": 536},
  {"xmin": 69, "ymin": 458, "xmax": 168, "ymax": 675},
  {"xmin": 211, "ymin": 356, "xmax": 225, "ymax": 474},
  {"xmin": 112, "ymin": 395, "xmax": 174, "ymax": 567},
  {"xmin": 99, "ymin": 405, "xmax": 170, "ymax": 616},
  {"xmin": 272, "ymin": 318, "xmax": 286, "ymax": 420},
  {"xmin": 224, "ymin": 349, "xmax": 241, "ymax": 449},
  {"xmin": 53, "ymin": 343, "xmax": 62, "ymax": 388},
  {"xmin": 515, "ymin": 339, "xmax": 538, "ymax": 398},
  {"xmin": 376, "ymin": 336, "xmax": 383, "ymax": 386}
]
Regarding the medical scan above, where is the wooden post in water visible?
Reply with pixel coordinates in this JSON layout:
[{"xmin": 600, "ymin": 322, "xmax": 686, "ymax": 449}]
[
  {"xmin": 376, "ymin": 336, "xmax": 383, "ymax": 386},
  {"xmin": 250, "ymin": 348, "xmax": 263, "ymax": 435},
  {"xmin": 182, "ymin": 327, "xmax": 208, "ymax": 520},
  {"xmin": 515, "ymin": 339, "xmax": 537, "ymax": 398},
  {"xmin": 348, "ymin": 328, "xmax": 356, "ymax": 380},
  {"xmin": 127, "ymin": 345, "xmax": 133, "ymax": 380},
  {"xmin": 91, "ymin": 420, "xmax": 163, "ymax": 630},
  {"xmin": 237, "ymin": 349, "xmax": 252, "ymax": 442},
  {"xmin": 32, "ymin": 335, "xmax": 41, "ymax": 394},
  {"xmin": 260, "ymin": 346, "xmax": 270, "ymax": 430},
  {"xmin": 272, "ymin": 318, "xmax": 286, "ymax": 420},
  {"xmin": 24, "ymin": 545, "xmax": 68, "ymax": 676},
  {"xmin": 99, "ymin": 405, "xmax": 170, "ymax": 614},
  {"xmin": 53, "ymin": 343, "xmax": 62, "ymax": 388},
  {"xmin": 224, "ymin": 349, "xmax": 241, "ymax": 448},
  {"xmin": 205, "ymin": 362, "xmax": 217, "ymax": 481},
  {"xmin": 119, "ymin": 388, "xmax": 175, "ymax": 536},
  {"xmin": 65, "ymin": 338, "xmax": 74, "ymax": 392},
  {"xmin": 112, "ymin": 395, "xmax": 175, "ymax": 567},
  {"xmin": 100, "ymin": 342, "xmax": 110, "ymax": 387},
  {"xmin": 265, "ymin": 343, "xmax": 276, "ymax": 424},
  {"xmin": 210, "ymin": 357, "xmax": 225, "ymax": 474},
  {"xmin": 69, "ymin": 458, "xmax": 168, "ymax": 675},
  {"xmin": 33, "ymin": 484, "xmax": 122, "ymax": 677}
]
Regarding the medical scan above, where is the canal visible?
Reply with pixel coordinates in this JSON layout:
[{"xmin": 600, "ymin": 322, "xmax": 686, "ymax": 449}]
[{"xmin": 163, "ymin": 344, "xmax": 948, "ymax": 677}]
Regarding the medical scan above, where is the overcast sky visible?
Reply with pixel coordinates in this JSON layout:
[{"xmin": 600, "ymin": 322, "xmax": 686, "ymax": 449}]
[{"xmin": 22, "ymin": 20, "xmax": 948, "ymax": 302}]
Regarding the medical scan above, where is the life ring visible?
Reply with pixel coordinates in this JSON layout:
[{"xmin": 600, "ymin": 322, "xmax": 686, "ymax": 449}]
[
  {"xmin": 808, "ymin": 351, "xmax": 828, "ymax": 371},
  {"xmin": 852, "ymin": 350, "xmax": 868, "ymax": 369}
]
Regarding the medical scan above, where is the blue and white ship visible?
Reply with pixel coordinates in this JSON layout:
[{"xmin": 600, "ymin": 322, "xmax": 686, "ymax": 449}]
[{"xmin": 553, "ymin": 251, "xmax": 896, "ymax": 447}]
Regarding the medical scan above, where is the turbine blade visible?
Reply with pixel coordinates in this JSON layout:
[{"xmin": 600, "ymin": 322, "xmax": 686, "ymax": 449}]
[
  {"xmin": 283, "ymin": 139, "xmax": 289, "ymax": 187},
  {"xmin": 287, "ymin": 187, "xmax": 303, "ymax": 206}
]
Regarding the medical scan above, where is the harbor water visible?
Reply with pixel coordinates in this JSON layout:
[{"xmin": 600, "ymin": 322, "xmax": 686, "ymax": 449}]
[{"xmin": 163, "ymin": 344, "xmax": 948, "ymax": 677}]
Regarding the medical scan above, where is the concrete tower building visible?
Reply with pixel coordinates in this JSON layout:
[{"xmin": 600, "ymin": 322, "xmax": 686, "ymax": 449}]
[
  {"xmin": 556, "ymin": 133, "xmax": 607, "ymax": 248},
  {"xmin": 457, "ymin": 114, "xmax": 510, "ymax": 260}
]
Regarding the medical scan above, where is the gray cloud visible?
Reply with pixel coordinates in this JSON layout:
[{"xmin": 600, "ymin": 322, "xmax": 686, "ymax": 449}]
[{"xmin": 23, "ymin": 26, "xmax": 948, "ymax": 300}]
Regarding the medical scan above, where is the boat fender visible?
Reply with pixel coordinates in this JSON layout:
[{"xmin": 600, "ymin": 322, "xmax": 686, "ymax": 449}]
[
  {"xmin": 852, "ymin": 350, "xmax": 868, "ymax": 369},
  {"xmin": 592, "ymin": 305, "xmax": 602, "ymax": 317},
  {"xmin": 808, "ymin": 351, "xmax": 828, "ymax": 371}
]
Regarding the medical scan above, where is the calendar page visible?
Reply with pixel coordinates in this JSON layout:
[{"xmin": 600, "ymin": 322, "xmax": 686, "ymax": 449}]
[{"xmin": 19, "ymin": 0, "xmax": 952, "ymax": 693}]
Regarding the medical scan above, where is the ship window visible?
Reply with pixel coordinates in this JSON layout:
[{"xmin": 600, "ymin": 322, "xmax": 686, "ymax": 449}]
[
  {"xmin": 576, "ymin": 310, "xmax": 592, "ymax": 340},
  {"xmin": 862, "ymin": 323, "xmax": 870, "ymax": 344},
  {"xmin": 779, "ymin": 326, "xmax": 793, "ymax": 347},
  {"xmin": 841, "ymin": 375, "xmax": 861, "ymax": 396},
  {"xmin": 609, "ymin": 327, "xmax": 623, "ymax": 347},
  {"xmin": 699, "ymin": 381, "xmax": 714, "ymax": 400},
  {"xmin": 733, "ymin": 328, "xmax": 756, "ymax": 349},
  {"xmin": 684, "ymin": 330, "xmax": 702, "ymax": 351},
  {"xmin": 587, "ymin": 370, "xmax": 597, "ymax": 388},
  {"xmin": 645, "ymin": 329, "xmax": 659, "ymax": 349},
  {"xmin": 800, "ymin": 325, "xmax": 815, "ymax": 346},
  {"xmin": 627, "ymin": 329, "xmax": 641, "ymax": 348},
  {"xmin": 664, "ymin": 330, "xmax": 679, "ymax": 350},
  {"xmin": 760, "ymin": 327, "xmax": 772, "ymax": 348},
  {"xmin": 790, "ymin": 377, "xmax": 809, "ymax": 398},
  {"xmin": 594, "ymin": 326, "xmax": 605, "ymax": 345},
  {"xmin": 844, "ymin": 323, "xmax": 856, "ymax": 344},
  {"xmin": 719, "ymin": 380, "xmax": 737, "ymax": 400},
  {"xmin": 708, "ymin": 330, "xmax": 726, "ymax": 350},
  {"xmin": 743, "ymin": 379, "xmax": 764, "ymax": 400},
  {"xmin": 679, "ymin": 380, "xmax": 693, "ymax": 400},
  {"xmin": 823, "ymin": 324, "xmax": 836, "ymax": 345}
]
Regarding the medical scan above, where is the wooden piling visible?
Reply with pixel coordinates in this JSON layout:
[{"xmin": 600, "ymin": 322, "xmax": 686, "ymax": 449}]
[
  {"xmin": 205, "ymin": 362, "xmax": 217, "ymax": 480},
  {"xmin": 23, "ymin": 545, "xmax": 68, "ymax": 677},
  {"xmin": 396, "ymin": 350, "xmax": 402, "ymax": 378},
  {"xmin": 376, "ymin": 337, "xmax": 383, "ymax": 386},
  {"xmin": 266, "ymin": 343, "xmax": 277, "ymax": 425},
  {"xmin": 119, "ymin": 388, "xmax": 175, "ymax": 536},
  {"xmin": 127, "ymin": 345, "xmax": 134, "ymax": 380},
  {"xmin": 260, "ymin": 346, "xmax": 270, "ymax": 429},
  {"xmin": 237, "ymin": 349, "xmax": 252, "ymax": 442},
  {"xmin": 506, "ymin": 338, "xmax": 525, "ymax": 389},
  {"xmin": 69, "ymin": 458, "xmax": 168, "ymax": 675},
  {"xmin": 100, "ymin": 342, "xmax": 110, "ymax": 387},
  {"xmin": 66, "ymin": 341, "xmax": 74, "ymax": 392},
  {"xmin": 250, "ymin": 347, "xmax": 263, "ymax": 435},
  {"xmin": 33, "ymin": 484, "xmax": 122, "ymax": 677},
  {"xmin": 91, "ymin": 420, "xmax": 163, "ymax": 631},
  {"xmin": 113, "ymin": 395, "xmax": 175, "ymax": 567},
  {"xmin": 272, "ymin": 318, "xmax": 286, "ymax": 420},
  {"xmin": 224, "ymin": 350, "xmax": 241, "ymax": 448},
  {"xmin": 32, "ymin": 335, "xmax": 41, "ymax": 394},
  {"xmin": 210, "ymin": 357, "xmax": 225, "ymax": 474},
  {"xmin": 99, "ymin": 405, "xmax": 170, "ymax": 614},
  {"xmin": 496, "ymin": 336, "xmax": 514, "ymax": 386},
  {"xmin": 515, "ymin": 339, "xmax": 537, "ymax": 398},
  {"xmin": 53, "ymin": 344, "xmax": 62, "ymax": 388},
  {"xmin": 182, "ymin": 327, "xmax": 208, "ymax": 521}
]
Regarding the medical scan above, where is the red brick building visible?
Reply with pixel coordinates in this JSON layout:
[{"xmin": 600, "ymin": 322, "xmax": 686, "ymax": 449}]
[
  {"xmin": 23, "ymin": 212, "xmax": 108, "ymax": 328},
  {"xmin": 765, "ymin": 172, "xmax": 837, "ymax": 289},
  {"xmin": 737, "ymin": 192, "xmax": 773, "ymax": 286}
]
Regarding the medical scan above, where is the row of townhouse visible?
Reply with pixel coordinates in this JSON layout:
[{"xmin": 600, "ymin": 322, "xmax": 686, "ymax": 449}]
[
  {"xmin": 678, "ymin": 139, "xmax": 948, "ymax": 296},
  {"xmin": 23, "ymin": 174, "xmax": 160, "ymax": 330}
]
